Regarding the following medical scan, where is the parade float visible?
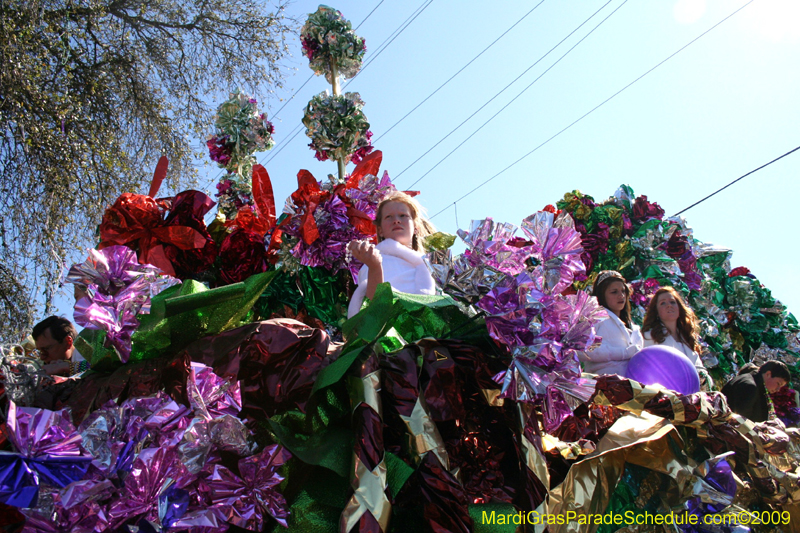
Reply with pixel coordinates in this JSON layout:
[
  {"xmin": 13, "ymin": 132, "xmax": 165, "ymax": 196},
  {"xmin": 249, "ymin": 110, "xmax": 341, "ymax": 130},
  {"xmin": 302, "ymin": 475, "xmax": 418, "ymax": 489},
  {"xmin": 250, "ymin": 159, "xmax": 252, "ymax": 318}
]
[{"xmin": 1, "ymin": 5, "xmax": 799, "ymax": 532}]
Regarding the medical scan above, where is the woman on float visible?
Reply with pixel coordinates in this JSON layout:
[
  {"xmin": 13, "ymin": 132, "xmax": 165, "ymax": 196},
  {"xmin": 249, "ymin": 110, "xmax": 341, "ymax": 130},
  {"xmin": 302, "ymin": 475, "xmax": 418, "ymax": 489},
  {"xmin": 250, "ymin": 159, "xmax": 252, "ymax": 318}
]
[
  {"xmin": 346, "ymin": 191, "xmax": 436, "ymax": 318},
  {"xmin": 641, "ymin": 286, "xmax": 712, "ymax": 390},
  {"xmin": 579, "ymin": 270, "xmax": 643, "ymax": 376}
]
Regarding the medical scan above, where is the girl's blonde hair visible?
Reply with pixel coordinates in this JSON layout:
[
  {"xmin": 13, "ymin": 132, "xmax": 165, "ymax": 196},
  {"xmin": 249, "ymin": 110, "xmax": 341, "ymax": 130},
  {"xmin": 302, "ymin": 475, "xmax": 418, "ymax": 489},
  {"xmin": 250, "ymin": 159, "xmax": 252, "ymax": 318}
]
[{"xmin": 375, "ymin": 191, "xmax": 435, "ymax": 252}]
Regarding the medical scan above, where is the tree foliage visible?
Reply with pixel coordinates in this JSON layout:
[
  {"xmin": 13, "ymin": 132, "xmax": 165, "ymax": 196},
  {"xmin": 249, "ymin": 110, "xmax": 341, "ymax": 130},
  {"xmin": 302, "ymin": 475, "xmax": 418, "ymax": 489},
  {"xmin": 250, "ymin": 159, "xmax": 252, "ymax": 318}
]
[{"xmin": 0, "ymin": 0, "xmax": 295, "ymax": 344}]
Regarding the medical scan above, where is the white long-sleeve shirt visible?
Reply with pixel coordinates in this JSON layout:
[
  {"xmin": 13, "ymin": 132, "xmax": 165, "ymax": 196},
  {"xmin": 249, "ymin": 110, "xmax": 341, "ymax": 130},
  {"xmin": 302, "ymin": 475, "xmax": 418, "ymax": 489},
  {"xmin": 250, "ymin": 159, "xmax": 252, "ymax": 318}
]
[{"xmin": 579, "ymin": 311, "xmax": 643, "ymax": 376}]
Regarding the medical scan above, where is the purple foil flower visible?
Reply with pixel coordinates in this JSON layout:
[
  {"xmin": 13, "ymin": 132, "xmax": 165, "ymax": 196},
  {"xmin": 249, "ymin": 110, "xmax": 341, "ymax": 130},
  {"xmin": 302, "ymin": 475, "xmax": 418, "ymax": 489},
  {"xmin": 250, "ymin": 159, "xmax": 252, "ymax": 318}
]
[
  {"xmin": 107, "ymin": 446, "xmax": 194, "ymax": 529},
  {"xmin": 207, "ymin": 135, "xmax": 232, "ymax": 166},
  {"xmin": 67, "ymin": 246, "xmax": 179, "ymax": 363},
  {"xmin": 681, "ymin": 452, "xmax": 737, "ymax": 531},
  {"xmin": 0, "ymin": 404, "xmax": 91, "ymax": 509},
  {"xmin": 202, "ymin": 444, "xmax": 291, "ymax": 530},
  {"xmin": 189, "ymin": 362, "xmax": 242, "ymax": 420},
  {"xmin": 457, "ymin": 218, "xmax": 534, "ymax": 276}
]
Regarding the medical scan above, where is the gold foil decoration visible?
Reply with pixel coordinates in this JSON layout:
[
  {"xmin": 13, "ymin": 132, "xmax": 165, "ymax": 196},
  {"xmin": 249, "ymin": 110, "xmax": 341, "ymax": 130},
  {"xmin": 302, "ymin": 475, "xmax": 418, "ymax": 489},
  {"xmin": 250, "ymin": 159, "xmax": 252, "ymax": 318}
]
[
  {"xmin": 400, "ymin": 395, "xmax": 449, "ymax": 469},
  {"xmin": 516, "ymin": 403, "xmax": 550, "ymax": 500},
  {"xmin": 548, "ymin": 412, "xmax": 694, "ymax": 533},
  {"xmin": 480, "ymin": 388, "xmax": 505, "ymax": 407},
  {"xmin": 341, "ymin": 367, "xmax": 391, "ymax": 532},
  {"xmin": 340, "ymin": 456, "xmax": 391, "ymax": 532}
]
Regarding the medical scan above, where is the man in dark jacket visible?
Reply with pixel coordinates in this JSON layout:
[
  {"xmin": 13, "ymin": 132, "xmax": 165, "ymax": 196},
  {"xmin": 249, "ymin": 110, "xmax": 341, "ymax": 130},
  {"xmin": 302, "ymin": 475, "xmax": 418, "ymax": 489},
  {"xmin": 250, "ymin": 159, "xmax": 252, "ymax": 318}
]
[{"xmin": 721, "ymin": 361, "xmax": 791, "ymax": 422}]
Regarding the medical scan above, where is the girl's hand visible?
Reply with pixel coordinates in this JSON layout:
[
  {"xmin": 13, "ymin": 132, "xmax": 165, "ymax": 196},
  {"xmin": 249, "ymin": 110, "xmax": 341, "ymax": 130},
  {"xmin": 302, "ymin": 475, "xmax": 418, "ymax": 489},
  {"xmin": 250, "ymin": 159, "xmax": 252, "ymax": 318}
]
[{"xmin": 348, "ymin": 240, "xmax": 382, "ymax": 268}]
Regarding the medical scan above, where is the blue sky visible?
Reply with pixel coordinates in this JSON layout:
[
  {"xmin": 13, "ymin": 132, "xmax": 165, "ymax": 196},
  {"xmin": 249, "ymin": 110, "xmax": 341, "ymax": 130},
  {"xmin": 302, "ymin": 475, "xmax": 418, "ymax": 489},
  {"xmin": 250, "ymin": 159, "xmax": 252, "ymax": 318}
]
[{"xmin": 51, "ymin": 0, "xmax": 800, "ymax": 320}]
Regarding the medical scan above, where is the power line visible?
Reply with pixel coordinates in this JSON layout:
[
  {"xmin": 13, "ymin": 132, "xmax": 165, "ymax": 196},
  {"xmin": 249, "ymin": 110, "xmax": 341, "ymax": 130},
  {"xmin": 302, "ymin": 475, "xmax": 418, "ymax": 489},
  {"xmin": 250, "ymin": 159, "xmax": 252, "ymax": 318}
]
[
  {"xmin": 430, "ymin": 0, "xmax": 755, "ymax": 220},
  {"xmin": 394, "ymin": 0, "xmax": 617, "ymax": 181},
  {"xmin": 264, "ymin": 125, "xmax": 304, "ymax": 165},
  {"xmin": 673, "ymin": 145, "xmax": 800, "ymax": 217},
  {"xmin": 407, "ymin": 0, "xmax": 627, "ymax": 189},
  {"xmin": 354, "ymin": 0, "xmax": 385, "ymax": 30},
  {"xmin": 372, "ymin": 1, "xmax": 546, "ymax": 144},
  {"xmin": 259, "ymin": 1, "xmax": 434, "ymax": 172},
  {"xmin": 343, "ymin": 0, "xmax": 434, "ymax": 89},
  {"xmin": 267, "ymin": 0, "xmax": 386, "ymax": 123}
]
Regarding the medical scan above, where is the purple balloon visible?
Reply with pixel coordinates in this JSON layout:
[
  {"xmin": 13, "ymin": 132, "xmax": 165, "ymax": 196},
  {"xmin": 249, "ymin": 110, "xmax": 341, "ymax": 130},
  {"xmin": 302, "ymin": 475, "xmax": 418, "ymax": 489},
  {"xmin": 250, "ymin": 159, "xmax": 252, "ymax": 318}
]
[{"xmin": 625, "ymin": 345, "xmax": 700, "ymax": 395}]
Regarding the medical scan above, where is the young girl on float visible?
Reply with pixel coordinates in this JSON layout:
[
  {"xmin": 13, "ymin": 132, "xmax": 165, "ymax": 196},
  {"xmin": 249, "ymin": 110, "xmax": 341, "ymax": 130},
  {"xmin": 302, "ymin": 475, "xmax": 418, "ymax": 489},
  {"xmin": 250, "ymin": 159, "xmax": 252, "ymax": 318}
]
[
  {"xmin": 579, "ymin": 270, "xmax": 643, "ymax": 376},
  {"xmin": 641, "ymin": 286, "xmax": 713, "ymax": 390},
  {"xmin": 346, "ymin": 191, "xmax": 436, "ymax": 318}
]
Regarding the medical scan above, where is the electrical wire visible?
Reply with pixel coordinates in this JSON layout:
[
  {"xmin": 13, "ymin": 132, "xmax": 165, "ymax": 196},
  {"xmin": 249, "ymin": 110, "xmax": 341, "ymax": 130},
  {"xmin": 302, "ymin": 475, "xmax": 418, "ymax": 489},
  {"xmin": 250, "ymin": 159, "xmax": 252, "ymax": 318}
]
[
  {"xmin": 372, "ymin": 1, "xmax": 546, "ymax": 144},
  {"xmin": 354, "ymin": 0, "xmax": 385, "ymax": 30},
  {"xmin": 430, "ymin": 0, "xmax": 755, "ymax": 220},
  {"xmin": 258, "ymin": 0, "xmax": 435, "ymax": 172},
  {"xmin": 407, "ymin": 0, "xmax": 627, "ymax": 189},
  {"xmin": 394, "ymin": 0, "xmax": 617, "ymax": 181},
  {"xmin": 343, "ymin": 0, "xmax": 434, "ymax": 89},
  {"xmin": 673, "ymin": 145, "xmax": 800, "ymax": 217}
]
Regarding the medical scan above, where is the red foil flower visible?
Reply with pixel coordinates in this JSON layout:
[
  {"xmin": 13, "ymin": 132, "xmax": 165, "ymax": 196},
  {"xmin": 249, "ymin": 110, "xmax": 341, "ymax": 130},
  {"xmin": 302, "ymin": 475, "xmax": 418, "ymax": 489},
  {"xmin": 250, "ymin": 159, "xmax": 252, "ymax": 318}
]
[
  {"xmin": 99, "ymin": 193, "xmax": 208, "ymax": 277},
  {"xmin": 218, "ymin": 229, "xmax": 268, "ymax": 284}
]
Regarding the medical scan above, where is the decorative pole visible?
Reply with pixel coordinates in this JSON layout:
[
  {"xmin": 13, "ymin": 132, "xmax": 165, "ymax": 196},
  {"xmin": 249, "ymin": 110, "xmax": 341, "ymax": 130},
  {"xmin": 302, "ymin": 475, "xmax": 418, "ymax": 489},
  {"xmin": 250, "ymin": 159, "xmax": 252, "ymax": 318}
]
[
  {"xmin": 329, "ymin": 58, "xmax": 347, "ymax": 182},
  {"xmin": 301, "ymin": 6, "xmax": 371, "ymax": 184}
]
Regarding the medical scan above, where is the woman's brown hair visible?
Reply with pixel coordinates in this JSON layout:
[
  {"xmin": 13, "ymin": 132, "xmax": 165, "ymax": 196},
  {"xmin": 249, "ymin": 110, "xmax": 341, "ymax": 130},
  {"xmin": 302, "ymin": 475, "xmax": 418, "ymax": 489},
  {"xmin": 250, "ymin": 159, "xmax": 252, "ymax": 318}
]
[
  {"xmin": 592, "ymin": 271, "xmax": 633, "ymax": 329},
  {"xmin": 374, "ymin": 191, "xmax": 435, "ymax": 252},
  {"xmin": 641, "ymin": 286, "xmax": 700, "ymax": 353}
]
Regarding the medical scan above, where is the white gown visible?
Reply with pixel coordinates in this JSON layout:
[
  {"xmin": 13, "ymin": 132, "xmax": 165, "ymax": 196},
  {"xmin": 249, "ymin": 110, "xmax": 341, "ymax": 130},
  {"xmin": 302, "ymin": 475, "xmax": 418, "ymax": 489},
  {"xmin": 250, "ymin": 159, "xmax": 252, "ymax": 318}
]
[
  {"xmin": 579, "ymin": 311, "xmax": 643, "ymax": 376},
  {"xmin": 347, "ymin": 238, "xmax": 435, "ymax": 318}
]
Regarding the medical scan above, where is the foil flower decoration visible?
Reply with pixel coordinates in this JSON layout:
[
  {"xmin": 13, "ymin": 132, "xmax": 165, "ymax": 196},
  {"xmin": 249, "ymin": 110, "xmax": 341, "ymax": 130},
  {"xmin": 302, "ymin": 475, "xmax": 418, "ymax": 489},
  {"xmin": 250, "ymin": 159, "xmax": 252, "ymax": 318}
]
[
  {"xmin": 684, "ymin": 452, "xmax": 737, "ymax": 522},
  {"xmin": 188, "ymin": 362, "xmax": 242, "ymax": 420},
  {"xmin": 67, "ymin": 245, "xmax": 179, "ymax": 363},
  {"xmin": 494, "ymin": 291, "xmax": 605, "ymax": 432},
  {"xmin": 301, "ymin": 5, "xmax": 366, "ymax": 84},
  {"xmin": 281, "ymin": 153, "xmax": 390, "ymax": 277},
  {"xmin": 521, "ymin": 211, "xmax": 585, "ymax": 295},
  {"xmin": 208, "ymin": 91, "xmax": 275, "ymax": 177},
  {"xmin": 433, "ymin": 209, "xmax": 604, "ymax": 432},
  {"xmin": 458, "ymin": 218, "xmax": 534, "ymax": 276},
  {"xmin": 0, "ymin": 403, "xmax": 92, "ymax": 509},
  {"xmin": 107, "ymin": 446, "xmax": 194, "ymax": 529},
  {"xmin": 631, "ymin": 194, "xmax": 665, "ymax": 222},
  {"xmin": 303, "ymin": 91, "xmax": 373, "ymax": 164},
  {"xmin": 208, "ymin": 91, "xmax": 276, "ymax": 220},
  {"xmin": 202, "ymin": 444, "xmax": 292, "ymax": 530}
]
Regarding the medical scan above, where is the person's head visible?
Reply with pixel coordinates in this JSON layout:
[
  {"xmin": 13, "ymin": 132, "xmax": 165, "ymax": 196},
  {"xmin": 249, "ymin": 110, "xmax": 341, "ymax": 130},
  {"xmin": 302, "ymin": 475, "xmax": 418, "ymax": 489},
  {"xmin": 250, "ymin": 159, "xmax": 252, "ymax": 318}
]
[
  {"xmin": 641, "ymin": 286, "xmax": 700, "ymax": 351},
  {"xmin": 593, "ymin": 270, "xmax": 633, "ymax": 327},
  {"xmin": 375, "ymin": 191, "xmax": 434, "ymax": 252},
  {"xmin": 759, "ymin": 360, "xmax": 791, "ymax": 393},
  {"xmin": 31, "ymin": 316, "xmax": 77, "ymax": 363}
]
